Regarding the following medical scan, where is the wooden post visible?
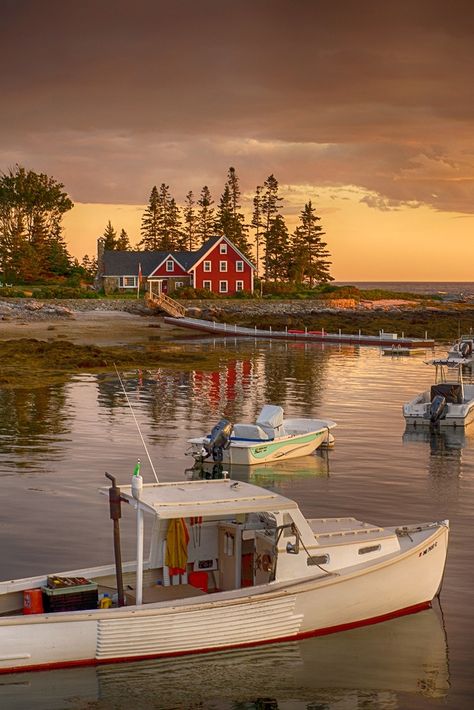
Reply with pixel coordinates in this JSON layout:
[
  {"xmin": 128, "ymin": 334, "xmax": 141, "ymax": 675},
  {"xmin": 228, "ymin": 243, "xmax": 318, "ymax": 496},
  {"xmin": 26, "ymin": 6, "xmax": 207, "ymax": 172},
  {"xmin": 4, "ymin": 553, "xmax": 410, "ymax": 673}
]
[{"xmin": 105, "ymin": 472, "xmax": 125, "ymax": 607}]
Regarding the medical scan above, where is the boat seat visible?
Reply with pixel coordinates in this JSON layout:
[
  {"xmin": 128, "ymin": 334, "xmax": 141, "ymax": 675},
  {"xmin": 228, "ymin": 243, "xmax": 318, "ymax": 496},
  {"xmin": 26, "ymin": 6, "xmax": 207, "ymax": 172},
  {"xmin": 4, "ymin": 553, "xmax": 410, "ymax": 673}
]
[
  {"xmin": 430, "ymin": 383, "xmax": 463, "ymax": 404},
  {"xmin": 256, "ymin": 404, "xmax": 286, "ymax": 439},
  {"xmin": 231, "ymin": 424, "xmax": 271, "ymax": 441}
]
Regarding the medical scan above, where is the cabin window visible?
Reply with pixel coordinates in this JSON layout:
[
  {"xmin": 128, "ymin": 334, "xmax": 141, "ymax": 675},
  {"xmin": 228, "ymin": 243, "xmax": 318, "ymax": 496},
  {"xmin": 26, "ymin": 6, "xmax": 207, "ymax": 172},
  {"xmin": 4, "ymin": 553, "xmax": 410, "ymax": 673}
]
[
  {"xmin": 236, "ymin": 260, "xmax": 244, "ymax": 272},
  {"xmin": 220, "ymin": 261, "xmax": 227, "ymax": 272},
  {"xmin": 307, "ymin": 554, "xmax": 330, "ymax": 566},
  {"xmin": 175, "ymin": 281, "xmax": 183, "ymax": 288},
  {"xmin": 236, "ymin": 280, "xmax": 244, "ymax": 291},
  {"xmin": 166, "ymin": 260, "xmax": 174, "ymax": 272},
  {"xmin": 220, "ymin": 243, "xmax": 227, "ymax": 254},
  {"xmin": 204, "ymin": 261, "xmax": 211, "ymax": 272},
  {"xmin": 203, "ymin": 280, "xmax": 212, "ymax": 291},
  {"xmin": 122, "ymin": 276, "xmax": 136, "ymax": 288},
  {"xmin": 358, "ymin": 544, "xmax": 381, "ymax": 555},
  {"xmin": 219, "ymin": 280, "xmax": 228, "ymax": 293}
]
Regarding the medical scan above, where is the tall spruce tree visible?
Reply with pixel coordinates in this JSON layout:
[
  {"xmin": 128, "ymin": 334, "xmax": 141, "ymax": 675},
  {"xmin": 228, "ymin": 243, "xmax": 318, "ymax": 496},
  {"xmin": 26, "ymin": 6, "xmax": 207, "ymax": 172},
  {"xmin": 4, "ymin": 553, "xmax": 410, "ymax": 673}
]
[
  {"xmin": 264, "ymin": 214, "xmax": 291, "ymax": 281},
  {"xmin": 196, "ymin": 186, "xmax": 215, "ymax": 245},
  {"xmin": 139, "ymin": 186, "xmax": 160, "ymax": 250},
  {"xmin": 251, "ymin": 185, "xmax": 264, "ymax": 277},
  {"xmin": 102, "ymin": 220, "xmax": 118, "ymax": 250},
  {"xmin": 291, "ymin": 201, "xmax": 333, "ymax": 285},
  {"xmin": 261, "ymin": 174, "xmax": 284, "ymax": 279},
  {"xmin": 216, "ymin": 167, "xmax": 251, "ymax": 258},
  {"xmin": 183, "ymin": 190, "xmax": 198, "ymax": 251}
]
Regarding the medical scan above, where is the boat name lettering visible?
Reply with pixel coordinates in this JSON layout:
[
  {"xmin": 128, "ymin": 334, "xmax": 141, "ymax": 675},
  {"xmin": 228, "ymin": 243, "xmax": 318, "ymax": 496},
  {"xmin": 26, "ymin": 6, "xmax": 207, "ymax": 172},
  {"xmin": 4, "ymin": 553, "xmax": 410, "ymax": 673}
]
[{"xmin": 419, "ymin": 541, "xmax": 437, "ymax": 557}]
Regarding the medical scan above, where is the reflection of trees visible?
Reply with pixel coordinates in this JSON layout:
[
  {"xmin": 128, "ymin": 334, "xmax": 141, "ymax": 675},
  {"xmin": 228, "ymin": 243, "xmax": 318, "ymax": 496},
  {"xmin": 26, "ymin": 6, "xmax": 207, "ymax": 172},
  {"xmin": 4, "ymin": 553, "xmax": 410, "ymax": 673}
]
[
  {"xmin": 0, "ymin": 385, "xmax": 70, "ymax": 470},
  {"xmin": 258, "ymin": 343, "xmax": 331, "ymax": 418}
]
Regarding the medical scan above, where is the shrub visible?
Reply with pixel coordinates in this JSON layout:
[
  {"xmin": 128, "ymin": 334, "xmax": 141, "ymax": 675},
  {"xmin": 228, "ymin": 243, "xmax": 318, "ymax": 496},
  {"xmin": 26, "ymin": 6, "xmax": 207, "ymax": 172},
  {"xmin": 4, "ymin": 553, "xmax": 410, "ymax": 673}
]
[{"xmin": 0, "ymin": 286, "xmax": 28, "ymax": 298}]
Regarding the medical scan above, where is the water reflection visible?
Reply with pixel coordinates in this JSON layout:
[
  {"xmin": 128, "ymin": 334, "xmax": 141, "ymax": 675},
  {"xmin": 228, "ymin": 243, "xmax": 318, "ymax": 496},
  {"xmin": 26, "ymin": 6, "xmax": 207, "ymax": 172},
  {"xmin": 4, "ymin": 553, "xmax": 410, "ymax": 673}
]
[
  {"xmin": 186, "ymin": 453, "xmax": 331, "ymax": 484},
  {"xmin": 0, "ymin": 384, "xmax": 71, "ymax": 472},
  {"xmin": 0, "ymin": 609, "xmax": 449, "ymax": 710}
]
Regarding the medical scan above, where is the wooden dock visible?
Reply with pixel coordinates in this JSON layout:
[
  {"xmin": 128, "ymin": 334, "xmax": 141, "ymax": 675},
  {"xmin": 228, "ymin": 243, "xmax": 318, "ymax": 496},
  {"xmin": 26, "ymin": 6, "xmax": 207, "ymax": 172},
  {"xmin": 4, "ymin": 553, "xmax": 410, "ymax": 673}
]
[{"xmin": 163, "ymin": 316, "xmax": 435, "ymax": 348}]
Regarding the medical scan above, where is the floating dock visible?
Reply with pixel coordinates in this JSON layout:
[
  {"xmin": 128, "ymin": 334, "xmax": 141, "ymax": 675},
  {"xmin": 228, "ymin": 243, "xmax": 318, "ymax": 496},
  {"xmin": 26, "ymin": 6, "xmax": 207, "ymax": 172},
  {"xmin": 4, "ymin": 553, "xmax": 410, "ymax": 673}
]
[{"xmin": 164, "ymin": 316, "xmax": 435, "ymax": 348}]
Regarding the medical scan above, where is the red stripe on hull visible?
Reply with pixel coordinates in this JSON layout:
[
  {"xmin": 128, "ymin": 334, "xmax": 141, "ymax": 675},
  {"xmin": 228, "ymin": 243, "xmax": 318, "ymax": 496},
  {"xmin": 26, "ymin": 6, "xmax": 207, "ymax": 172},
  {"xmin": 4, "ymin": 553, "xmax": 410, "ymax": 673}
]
[{"xmin": 0, "ymin": 600, "xmax": 432, "ymax": 675}]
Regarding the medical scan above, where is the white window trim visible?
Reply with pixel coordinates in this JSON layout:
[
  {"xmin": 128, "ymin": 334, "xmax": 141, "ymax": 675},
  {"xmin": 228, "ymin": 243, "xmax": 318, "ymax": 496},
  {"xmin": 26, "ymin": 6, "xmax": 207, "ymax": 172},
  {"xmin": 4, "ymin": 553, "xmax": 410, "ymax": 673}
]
[
  {"xmin": 219, "ymin": 260, "xmax": 227, "ymax": 272},
  {"xmin": 219, "ymin": 280, "xmax": 228, "ymax": 293},
  {"xmin": 175, "ymin": 281, "xmax": 183, "ymax": 288},
  {"xmin": 121, "ymin": 276, "xmax": 137, "ymax": 288},
  {"xmin": 203, "ymin": 280, "xmax": 212, "ymax": 291},
  {"xmin": 220, "ymin": 243, "xmax": 227, "ymax": 254},
  {"xmin": 236, "ymin": 260, "xmax": 244, "ymax": 272},
  {"xmin": 166, "ymin": 260, "xmax": 174, "ymax": 272},
  {"xmin": 236, "ymin": 280, "xmax": 244, "ymax": 291},
  {"xmin": 203, "ymin": 261, "xmax": 212, "ymax": 272}
]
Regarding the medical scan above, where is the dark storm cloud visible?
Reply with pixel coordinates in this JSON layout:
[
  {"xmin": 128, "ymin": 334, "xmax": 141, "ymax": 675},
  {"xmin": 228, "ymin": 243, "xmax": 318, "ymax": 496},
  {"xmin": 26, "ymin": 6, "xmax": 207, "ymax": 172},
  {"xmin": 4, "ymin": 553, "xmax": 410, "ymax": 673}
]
[{"xmin": 1, "ymin": 0, "xmax": 473, "ymax": 211}]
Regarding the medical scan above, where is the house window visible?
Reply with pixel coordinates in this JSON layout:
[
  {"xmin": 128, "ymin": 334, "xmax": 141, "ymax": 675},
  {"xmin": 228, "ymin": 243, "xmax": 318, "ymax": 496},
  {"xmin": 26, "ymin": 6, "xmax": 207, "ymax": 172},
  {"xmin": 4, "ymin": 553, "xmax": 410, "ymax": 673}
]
[
  {"xmin": 219, "ymin": 261, "xmax": 227, "ymax": 272},
  {"xmin": 122, "ymin": 276, "xmax": 136, "ymax": 288},
  {"xmin": 166, "ymin": 259, "xmax": 174, "ymax": 272},
  {"xmin": 236, "ymin": 280, "xmax": 244, "ymax": 291},
  {"xmin": 203, "ymin": 280, "xmax": 212, "ymax": 291},
  {"xmin": 203, "ymin": 261, "xmax": 211, "ymax": 272},
  {"xmin": 219, "ymin": 280, "xmax": 228, "ymax": 293},
  {"xmin": 175, "ymin": 281, "xmax": 183, "ymax": 289},
  {"xmin": 236, "ymin": 261, "xmax": 244, "ymax": 272},
  {"xmin": 220, "ymin": 243, "xmax": 227, "ymax": 254}
]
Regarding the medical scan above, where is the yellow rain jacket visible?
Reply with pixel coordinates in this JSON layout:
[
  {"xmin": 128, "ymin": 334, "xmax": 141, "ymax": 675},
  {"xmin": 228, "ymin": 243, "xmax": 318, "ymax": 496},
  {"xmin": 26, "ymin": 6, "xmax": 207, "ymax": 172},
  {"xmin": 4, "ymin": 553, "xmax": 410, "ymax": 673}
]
[{"xmin": 165, "ymin": 518, "xmax": 190, "ymax": 575}]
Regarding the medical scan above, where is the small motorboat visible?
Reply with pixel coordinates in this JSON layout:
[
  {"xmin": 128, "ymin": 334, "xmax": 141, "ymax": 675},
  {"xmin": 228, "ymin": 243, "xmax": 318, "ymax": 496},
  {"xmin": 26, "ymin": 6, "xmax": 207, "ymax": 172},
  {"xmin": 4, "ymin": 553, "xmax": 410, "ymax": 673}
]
[
  {"xmin": 0, "ymin": 472, "xmax": 449, "ymax": 674},
  {"xmin": 382, "ymin": 346, "xmax": 427, "ymax": 356},
  {"xmin": 446, "ymin": 335, "xmax": 474, "ymax": 364},
  {"xmin": 187, "ymin": 405, "xmax": 337, "ymax": 465},
  {"xmin": 403, "ymin": 360, "xmax": 474, "ymax": 427}
]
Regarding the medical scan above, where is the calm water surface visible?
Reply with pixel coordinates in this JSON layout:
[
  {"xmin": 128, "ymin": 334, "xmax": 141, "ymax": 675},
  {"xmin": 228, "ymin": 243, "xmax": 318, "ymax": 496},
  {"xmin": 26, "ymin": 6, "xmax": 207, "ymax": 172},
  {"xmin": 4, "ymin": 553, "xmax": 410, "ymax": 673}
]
[{"xmin": 0, "ymin": 339, "xmax": 473, "ymax": 709}]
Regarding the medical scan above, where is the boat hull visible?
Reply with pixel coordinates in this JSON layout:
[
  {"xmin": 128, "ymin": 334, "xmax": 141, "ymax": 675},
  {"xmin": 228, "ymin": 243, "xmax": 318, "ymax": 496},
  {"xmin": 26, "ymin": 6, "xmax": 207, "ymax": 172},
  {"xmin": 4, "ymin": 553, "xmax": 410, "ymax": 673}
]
[
  {"xmin": 0, "ymin": 523, "xmax": 448, "ymax": 674},
  {"xmin": 189, "ymin": 429, "xmax": 331, "ymax": 465}
]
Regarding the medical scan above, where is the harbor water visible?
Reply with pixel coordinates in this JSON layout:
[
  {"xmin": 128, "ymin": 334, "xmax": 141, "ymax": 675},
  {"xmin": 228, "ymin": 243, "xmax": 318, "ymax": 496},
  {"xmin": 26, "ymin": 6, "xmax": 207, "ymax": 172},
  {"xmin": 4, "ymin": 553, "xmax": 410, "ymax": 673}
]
[{"xmin": 0, "ymin": 338, "xmax": 473, "ymax": 708}]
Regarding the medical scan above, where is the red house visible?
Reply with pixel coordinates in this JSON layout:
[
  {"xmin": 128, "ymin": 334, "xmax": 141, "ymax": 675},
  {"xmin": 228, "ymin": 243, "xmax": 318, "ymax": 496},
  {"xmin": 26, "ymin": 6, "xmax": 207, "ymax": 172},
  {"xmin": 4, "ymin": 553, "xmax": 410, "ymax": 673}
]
[{"xmin": 99, "ymin": 236, "xmax": 255, "ymax": 296}]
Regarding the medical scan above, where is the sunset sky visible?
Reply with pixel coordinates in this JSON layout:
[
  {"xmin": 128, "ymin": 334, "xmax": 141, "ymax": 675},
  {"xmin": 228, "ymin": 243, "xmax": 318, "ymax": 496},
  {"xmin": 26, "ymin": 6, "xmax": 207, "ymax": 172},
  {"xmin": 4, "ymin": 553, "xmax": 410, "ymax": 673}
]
[{"xmin": 1, "ymin": 0, "xmax": 473, "ymax": 280}]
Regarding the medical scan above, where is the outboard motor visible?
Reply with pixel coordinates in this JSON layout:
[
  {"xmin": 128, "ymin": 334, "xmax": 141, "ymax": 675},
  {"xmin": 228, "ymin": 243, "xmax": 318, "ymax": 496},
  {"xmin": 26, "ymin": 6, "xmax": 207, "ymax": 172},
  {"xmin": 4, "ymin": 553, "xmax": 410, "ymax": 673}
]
[
  {"xmin": 202, "ymin": 418, "xmax": 233, "ymax": 462},
  {"xmin": 430, "ymin": 395, "xmax": 447, "ymax": 424}
]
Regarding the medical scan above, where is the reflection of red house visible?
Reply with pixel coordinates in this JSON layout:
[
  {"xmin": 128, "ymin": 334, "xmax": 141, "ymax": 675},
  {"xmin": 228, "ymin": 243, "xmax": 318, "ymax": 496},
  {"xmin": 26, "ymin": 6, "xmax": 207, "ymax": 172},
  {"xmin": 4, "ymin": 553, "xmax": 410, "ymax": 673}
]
[
  {"xmin": 100, "ymin": 236, "xmax": 255, "ymax": 296},
  {"xmin": 192, "ymin": 359, "xmax": 253, "ymax": 412}
]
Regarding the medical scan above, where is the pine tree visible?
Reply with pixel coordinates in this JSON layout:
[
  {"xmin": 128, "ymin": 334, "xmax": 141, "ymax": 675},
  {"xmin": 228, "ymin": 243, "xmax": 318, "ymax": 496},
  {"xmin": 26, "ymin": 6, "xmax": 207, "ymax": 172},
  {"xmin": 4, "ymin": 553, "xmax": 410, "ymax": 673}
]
[
  {"xmin": 264, "ymin": 214, "xmax": 291, "ymax": 281},
  {"xmin": 160, "ymin": 191, "xmax": 182, "ymax": 252},
  {"xmin": 291, "ymin": 201, "xmax": 333, "ymax": 285},
  {"xmin": 183, "ymin": 191, "xmax": 198, "ymax": 251},
  {"xmin": 139, "ymin": 186, "xmax": 160, "ymax": 250},
  {"xmin": 261, "ymin": 174, "xmax": 284, "ymax": 279},
  {"xmin": 102, "ymin": 220, "xmax": 118, "ymax": 250},
  {"xmin": 251, "ymin": 185, "xmax": 264, "ymax": 277},
  {"xmin": 116, "ymin": 228, "xmax": 131, "ymax": 251},
  {"xmin": 216, "ymin": 167, "xmax": 251, "ymax": 258},
  {"xmin": 196, "ymin": 186, "xmax": 215, "ymax": 245}
]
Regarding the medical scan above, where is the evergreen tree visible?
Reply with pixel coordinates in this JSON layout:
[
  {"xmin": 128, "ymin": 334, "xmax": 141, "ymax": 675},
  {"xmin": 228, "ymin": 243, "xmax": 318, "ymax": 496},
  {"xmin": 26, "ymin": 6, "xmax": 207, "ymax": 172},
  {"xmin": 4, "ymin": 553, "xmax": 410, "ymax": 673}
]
[
  {"xmin": 196, "ymin": 186, "xmax": 215, "ymax": 245},
  {"xmin": 102, "ymin": 220, "xmax": 118, "ymax": 250},
  {"xmin": 251, "ymin": 185, "xmax": 264, "ymax": 277},
  {"xmin": 0, "ymin": 165, "xmax": 73, "ymax": 282},
  {"xmin": 183, "ymin": 190, "xmax": 198, "ymax": 251},
  {"xmin": 261, "ymin": 174, "xmax": 284, "ymax": 279},
  {"xmin": 264, "ymin": 214, "xmax": 291, "ymax": 281},
  {"xmin": 291, "ymin": 201, "xmax": 333, "ymax": 285},
  {"xmin": 139, "ymin": 186, "xmax": 160, "ymax": 250},
  {"xmin": 116, "ymin": 228, "xmax": 131, "ymax": 251},
  {"xmin": 160, "ymin": 190, "xmax": 182, "ymax": 251},
  {"xmin": 216, "ymin": 167, "xmax": 251, "ymax": 258}
]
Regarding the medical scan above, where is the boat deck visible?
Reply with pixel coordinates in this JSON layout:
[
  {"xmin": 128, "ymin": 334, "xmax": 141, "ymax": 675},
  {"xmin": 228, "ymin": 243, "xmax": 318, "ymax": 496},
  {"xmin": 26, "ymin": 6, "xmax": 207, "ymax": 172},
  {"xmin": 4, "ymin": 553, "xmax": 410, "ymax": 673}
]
[{"xmin": 308, "ymin": 517, "xmax": 393, "ymax": 544}]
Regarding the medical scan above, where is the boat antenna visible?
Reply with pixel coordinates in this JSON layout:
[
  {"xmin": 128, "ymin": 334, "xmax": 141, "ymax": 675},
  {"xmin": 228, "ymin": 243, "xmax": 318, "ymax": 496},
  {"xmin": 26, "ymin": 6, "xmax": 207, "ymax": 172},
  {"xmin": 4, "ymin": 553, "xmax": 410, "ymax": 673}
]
[{"xmin": 114, "ymin": 363, "xmax": 159, "ymax": 483}]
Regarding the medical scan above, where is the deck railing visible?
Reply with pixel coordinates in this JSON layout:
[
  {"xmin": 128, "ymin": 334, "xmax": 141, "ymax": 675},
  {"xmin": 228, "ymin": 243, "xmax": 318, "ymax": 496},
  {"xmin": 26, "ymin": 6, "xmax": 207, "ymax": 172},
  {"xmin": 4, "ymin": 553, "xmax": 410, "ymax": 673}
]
[{"xmin": 146, "ymin": 286, "xmax": 187, "ymax": 318}]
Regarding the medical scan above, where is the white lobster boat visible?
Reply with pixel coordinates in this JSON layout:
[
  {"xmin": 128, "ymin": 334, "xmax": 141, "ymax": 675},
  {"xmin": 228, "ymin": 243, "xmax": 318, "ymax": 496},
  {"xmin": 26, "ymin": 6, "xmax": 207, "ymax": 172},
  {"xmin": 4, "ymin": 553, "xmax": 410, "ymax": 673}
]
[
  {"xmin": 0, "ymin": 474, "xmax": 448, "ymax": 675},
  {"xmin": 188, "ymin": 404, "xmax": 337, "ymax": 465}
]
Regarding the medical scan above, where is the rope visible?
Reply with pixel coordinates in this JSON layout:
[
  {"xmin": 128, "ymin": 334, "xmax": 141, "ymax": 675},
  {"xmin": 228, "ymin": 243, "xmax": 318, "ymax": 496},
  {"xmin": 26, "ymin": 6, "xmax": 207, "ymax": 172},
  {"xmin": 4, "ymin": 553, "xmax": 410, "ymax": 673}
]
[{"xmin": 114, "ymin": 363, "xmax": 159, "ymax": 483}]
